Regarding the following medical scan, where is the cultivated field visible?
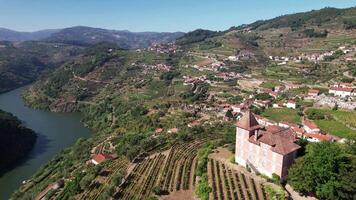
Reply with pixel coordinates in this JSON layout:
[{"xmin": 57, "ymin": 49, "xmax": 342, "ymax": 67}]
[
  {"xmin": 116, "ymin": 140, "xmax": 207, "ymax": 199},
  {"xmin": 208, "ymin": 158, "xmax": 268, "ymax": 200}
]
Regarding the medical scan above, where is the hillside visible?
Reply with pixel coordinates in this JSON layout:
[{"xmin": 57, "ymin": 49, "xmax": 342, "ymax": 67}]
[
  {"xmin": 0, "ymin": 41, "xmax": 83, "ymax": 93},
  {"xmin": 0, "ymin": 28, "xmax": 60, "ymax": 42},
  {"xmin": 44, "ymin": 26, "xmax": 184, "ymax": 49},
  {"xmin": 0, "ymin": 109, "xmax": 37, "ymax": 175},
  {"xmin": 12, "ymin": 6, "xmax": 356, "ymax": 200},
  {"xmin": 0, "ymin": 27, "xmax": 184, "ymax": 49}
]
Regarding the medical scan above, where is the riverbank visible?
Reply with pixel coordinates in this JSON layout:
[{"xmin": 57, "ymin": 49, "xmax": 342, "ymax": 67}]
[{"xmin": 0, "ymin": 87, "xmax": 91, "ymax": 199}]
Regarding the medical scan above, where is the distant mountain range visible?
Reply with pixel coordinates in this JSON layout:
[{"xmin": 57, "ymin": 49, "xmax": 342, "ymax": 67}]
[
  {"xmin": 0, "ymin": 28, "xmax": 60, "ymax": 41},
  {"xmin": 0, "ymin": 26, "xmax": 184, "ymax": 49}
]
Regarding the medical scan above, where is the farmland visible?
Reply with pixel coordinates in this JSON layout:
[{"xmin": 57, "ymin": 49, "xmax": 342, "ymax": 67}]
[
  {"xmin": 208, "ymin": 158, "xmax": 268, "ymax": 200},
  {"xmin": 306, "ymin": 108, "xmax": 356, "ymax": 138},
  {"xmin": 116, "ymin": 140, "xmax": 207, "ymax": 199},
  {"xmin": 262, "ymin": 108, "xmax": 301, "ymax": 124}
]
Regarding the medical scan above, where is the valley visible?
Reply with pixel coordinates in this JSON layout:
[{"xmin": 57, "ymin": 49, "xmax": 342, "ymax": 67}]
[{"xmin": 0, "ymin": 5, "xmax": 355, "ymax": 200}]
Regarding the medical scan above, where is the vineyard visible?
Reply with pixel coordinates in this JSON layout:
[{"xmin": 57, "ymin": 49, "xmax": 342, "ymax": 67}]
[
  {"xmin": 208, "ymin": 158, "xmax": 268, "ymax": 200},
  {"xmin": 116, "ymin": 140, "xmax": 207, "ymax": 199},
  {"xmin": 78, "ymin": 158, "xmax": 129, "ymax": 200}
]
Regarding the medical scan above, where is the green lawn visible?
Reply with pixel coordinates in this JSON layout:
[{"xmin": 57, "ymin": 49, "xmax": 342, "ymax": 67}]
[
  {"xmin": 259, "ymin": 81, "xmax": 280, "ymax": 89},
  {"xmin": 315, "ymin": 119, "xmax": 355, "ymax": 138},
  {"xmin": 306, "ymin": 108, "xmax": 356, "ymax": 138},
  {"xmin": 262, "ymin": 108, "xmax": 301, "ymax": 124},
  {"xmin": 328, "ymin": 110, "xmax": 356, "ymax": 128}
]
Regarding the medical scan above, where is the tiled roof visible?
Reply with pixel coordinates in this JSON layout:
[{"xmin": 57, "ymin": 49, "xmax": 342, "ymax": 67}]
[
  {"xmin": 308, "ymin": 89, "xmax": 319, "ymax": 93},
  {"xmin": 279, "ymin": 121, "xmax": 298, "ymax": 128},
  {"xmin": 330, "ymin": 87, "xmax": 354, "ymax": 92},
  {"xmin": 92, "ymin": 154, "xmax": 111, "ymax": 164},
  {"xmin": 236, "ymin": 110, "xmax": 260, "ymax": 131},
  {"xmin": 304, "ymin": 120, "xmax": 319, "ymax": 130},
  {"xmin": 304, "ymin": 132, "xmax": 333, "ymax": 141},
  {"xmin": 250, "ymin": 128, "xmax": 300, "ymax": 155}
]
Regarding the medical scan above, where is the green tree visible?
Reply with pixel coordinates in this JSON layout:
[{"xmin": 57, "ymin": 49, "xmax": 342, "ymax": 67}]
[{"xmin": 288, "ymin": 142, "xmax": 355, "ymax": 199}]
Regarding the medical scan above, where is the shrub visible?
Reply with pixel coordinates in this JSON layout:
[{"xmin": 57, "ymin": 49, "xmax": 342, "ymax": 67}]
[
  {"xmin": 195, "ymin": 173, "xmax": 212, "ymax": 200},
  {"xmin": 306, "ymin": 109, "xmax": 325, "ymax": 120}
]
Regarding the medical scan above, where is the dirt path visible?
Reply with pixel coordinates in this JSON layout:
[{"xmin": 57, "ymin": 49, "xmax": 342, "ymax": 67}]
[{"xmin": 159, "ymin": 190, "xmax": 197, "ymax": 200}]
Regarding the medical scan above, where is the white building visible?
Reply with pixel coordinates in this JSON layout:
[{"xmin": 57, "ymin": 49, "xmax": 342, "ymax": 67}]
[
  {"xmin": 285, "ymin": 100, "xmax": 296, "ymax": 109},
  {"xmin": 329, "ymin": 87, "xmax": 354, "ymax": 98}
]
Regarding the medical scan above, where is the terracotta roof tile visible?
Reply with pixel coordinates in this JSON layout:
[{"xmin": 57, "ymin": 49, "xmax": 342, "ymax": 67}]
[
  {"xmin": 304, "ymin": 120, "xmax": 319, "ymax": 130},
  {"xmin": 236, "ymin": 110, "xmax": 260, "ymax": 131},
  {"xmin": 92, "ymin": 154, "xmax": 111, "ymax": 164},
  {"xmin": 249, "ymin": 128, "xmax": 300, "ymax": 155}
]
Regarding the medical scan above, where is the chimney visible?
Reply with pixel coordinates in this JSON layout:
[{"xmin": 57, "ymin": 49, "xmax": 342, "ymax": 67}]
[{"xmin": 254, "ymin": 130, "xmax": 259, "ymax": 141}]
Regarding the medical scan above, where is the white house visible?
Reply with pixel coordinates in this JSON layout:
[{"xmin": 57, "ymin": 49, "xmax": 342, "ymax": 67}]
[
  {"xmin": 329, "ymin": 87, "xmax": 354, "ymax": 98},
  {"xmin": 228, "ymin": 56, "xmax": 239, "ymax": 61},
  {"xmin": 303, "ymin": 132, "xmax": 334, "ymax": 143},
  {"xmin": 231, "ymin": 104, "xmax": 246, "ymax": 113},
  {"xmin": 285, "ymin": 100, "xmax": 296, "ymax": 109}
]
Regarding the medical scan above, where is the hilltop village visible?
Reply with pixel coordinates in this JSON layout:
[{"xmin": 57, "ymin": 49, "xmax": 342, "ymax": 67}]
[{"xmin": 10, "ymin": 7, "xmax": 356, "ymax": 200}]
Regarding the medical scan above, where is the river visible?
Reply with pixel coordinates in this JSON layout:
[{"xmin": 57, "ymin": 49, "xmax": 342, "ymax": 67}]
[{"xmin": 0, "ymin": 87, "xmax": 91, "ymax": 200}]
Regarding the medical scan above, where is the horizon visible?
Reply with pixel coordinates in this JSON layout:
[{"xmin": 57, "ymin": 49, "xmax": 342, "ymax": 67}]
[{"xmin": 0, "ymin": 0, "xmax": 355, "ymax": 33}]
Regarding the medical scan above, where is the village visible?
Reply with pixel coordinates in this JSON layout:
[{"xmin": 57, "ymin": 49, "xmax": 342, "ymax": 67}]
[{"xmin": 30, "ymin": 37, "xmax": 356, "ymax": 199}]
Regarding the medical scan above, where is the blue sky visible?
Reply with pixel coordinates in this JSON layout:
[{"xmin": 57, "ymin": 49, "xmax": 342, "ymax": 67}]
[{"xmin": 0, "ymin": 0, "xmax": 355, "ymax": 32}]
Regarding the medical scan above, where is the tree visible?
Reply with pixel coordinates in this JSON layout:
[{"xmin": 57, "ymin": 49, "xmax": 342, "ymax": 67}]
[
  {"xmin": 79, "ymin": 174, "xmax": 95, "ymax": 190},
  {"xmin": 254, "ymin": 93, "xmax": 273, "ymax": 100},
  {"xmin": 225, "ymin": 109, "xmax": 234, "ymax": 119},
  {"xmin": 288, "ymin": 142, "xmax": 355, "ymax": 199}
]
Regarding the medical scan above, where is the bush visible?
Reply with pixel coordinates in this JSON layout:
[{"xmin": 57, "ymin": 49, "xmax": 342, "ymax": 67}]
[
  {"xmin": 306, "ymin": 109, "xmax": 325, "ymax": 120},
  {"xmin": 195, "ymin": 173, "xmax": 212, "ymax": 200},
  {"xmin": 160, "ymin": 70, "xmax": 180, "ymax": 81},
  {"xmin": 304, "ymin": 28, "xmax": 328, "ymax": 38},
  {"xmin": 147, "ymin": 196, "xmax": 158, "ymax": 200},
  {"xmin": 255, "ymin": 93, "xmax": 273, "ymax": 100},
  {"xmin": 152, "ymin": 186, "xmax": 163, "ymax": 195}
]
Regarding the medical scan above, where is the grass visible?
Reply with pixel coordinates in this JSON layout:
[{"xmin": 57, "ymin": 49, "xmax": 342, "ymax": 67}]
[
  {"xmin": 315, "ymin": 119, "xmax": 355, "ymax": 138},
  {"xmin": 328, "ymin": 110, "xmax": 356, "ymax": 128},
  {"xmin": 259, "ymin": 81, "xmax": 280, "ymax": 89},
  {"xmin": 306, "ymin": 108, "xmax": 356, "ymax": 138},
  {"xmin": 262, "ymin": 108, "xmax": 301, "ymax": 124}
]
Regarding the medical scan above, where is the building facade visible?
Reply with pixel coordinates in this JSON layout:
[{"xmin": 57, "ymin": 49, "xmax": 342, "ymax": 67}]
[{"xmin": 235, "ymin": 111, "xmax": 300, "ymax": 180}]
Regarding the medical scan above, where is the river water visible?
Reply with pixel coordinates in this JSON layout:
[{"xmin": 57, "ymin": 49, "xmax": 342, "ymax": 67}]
[{"xmin": 0, "ymin": 87, "xmax": 91, "ymax": 199}]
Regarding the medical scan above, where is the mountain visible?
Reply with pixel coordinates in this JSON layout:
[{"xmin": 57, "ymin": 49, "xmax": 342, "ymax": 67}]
[
  {"xmin": 44, "ymin": 26, "xmax": 184, "ymax": 49},
  {"xmin": 0, "ymin": 26, "xmax": 184, "ymax": 49},
  {"xmin": 241, "ymin": 7, "xmax": 356, "ymax": 31},
  {"xmin": 0, "ymin": 26, "xmax": 183, "ymax": 93},
  {"xmin": 11, "ymin": 6, "xmax": 356, "ymax": 200},
  {"xmin": 0, "ymin": 41, "xmax": 83, "ymax": 93},
  {"xmin": 176, "ymin": 6, "xmax": 356, "ymax": 65},
  {"xmin": 0, "ymin": 109, "xmax": 37, "ymax": 175},
  {"xmin": 0, "ymin": 28, "xmax": 60, "ymax": 41}
]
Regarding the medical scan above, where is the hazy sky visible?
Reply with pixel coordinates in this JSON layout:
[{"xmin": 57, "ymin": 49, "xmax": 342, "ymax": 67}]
[{"xmin": 0, "ymin": 0, "xmax": 355, "ymax": 32}]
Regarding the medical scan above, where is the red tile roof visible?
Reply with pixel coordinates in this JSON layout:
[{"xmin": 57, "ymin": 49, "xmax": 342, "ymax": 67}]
[
  {"xmin": 155, "ymin": 128, "xmax": 164, "ymax": 134},
  {"xmin": 236, "ymin": 111, "xmax": 260, "ymax": 131},
  {"xmin": 168, "ymin": 128, "xmax": 179, "ymax": 133},
  {"xmin": 291, "ymin": 127, "xmax": 305, "ymax": 134},
  {"xmin": 92, "ymin": 154, "xmax": 111, "ymax": 164},
  {"xmin": 304, "ymin": 120, "xmax": 319, "ymax": 130},
  {"xmin": 330, "ymin": 87, "xmax": 354, "ymax": 92},
  {"xmin": 304, "ymin": 132, "xmax": 333, "ymax": 141},
  {"xmin": 279, "ymin": 121, "xmax": 298, "ymax": 128},
  {"xmin": 249, "ymin": 128, "xmax": 300, "ymax": 155},
  {"xmin": 308, "ymin": 89, "xmax": 319, "ymax": 94}
]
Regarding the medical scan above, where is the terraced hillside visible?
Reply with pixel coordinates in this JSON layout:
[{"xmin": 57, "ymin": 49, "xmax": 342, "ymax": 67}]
[
  {"xmin": 208, "ymin": 158, "xmax": 268, "ymax": 200},
  {"xmin": 117, "ymin": 140, "xmax": 207, "ymax": 199}
]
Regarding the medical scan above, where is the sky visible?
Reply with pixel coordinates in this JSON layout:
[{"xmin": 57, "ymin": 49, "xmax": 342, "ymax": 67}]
[{"xmin": 0, "ymin": 0, "xmax": 355, "ymax": 32}]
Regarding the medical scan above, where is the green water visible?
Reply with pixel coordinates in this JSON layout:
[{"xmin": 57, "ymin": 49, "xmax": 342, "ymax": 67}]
[{"xmin": 0, "ymin": 87, "xmax": 91, "ymax": 199}]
